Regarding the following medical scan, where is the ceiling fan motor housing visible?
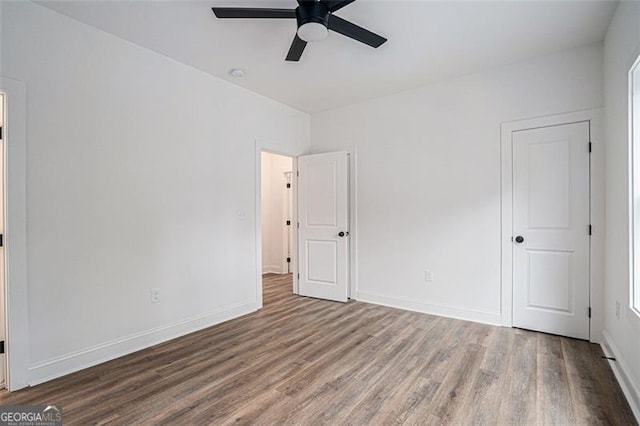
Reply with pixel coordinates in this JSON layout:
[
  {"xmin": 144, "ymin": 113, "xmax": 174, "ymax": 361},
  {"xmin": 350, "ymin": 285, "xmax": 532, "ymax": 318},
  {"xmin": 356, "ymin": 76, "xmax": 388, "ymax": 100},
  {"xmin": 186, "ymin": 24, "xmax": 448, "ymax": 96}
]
[{"xmin": 296, "ymin": 2, "xmax": 330, "ymax": 29}]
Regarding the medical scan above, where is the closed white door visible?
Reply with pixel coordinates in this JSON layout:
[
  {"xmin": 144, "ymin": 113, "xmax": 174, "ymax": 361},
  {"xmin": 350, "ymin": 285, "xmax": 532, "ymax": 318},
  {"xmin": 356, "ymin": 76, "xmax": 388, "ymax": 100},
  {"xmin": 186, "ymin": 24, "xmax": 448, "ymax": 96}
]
[
  {"xmin": 298, "ymin": 152, "xmax": 349, "ymax": 302},
  {"xmin": 512, "ymin": 122, "xmax": 590, "ymax": 340}
]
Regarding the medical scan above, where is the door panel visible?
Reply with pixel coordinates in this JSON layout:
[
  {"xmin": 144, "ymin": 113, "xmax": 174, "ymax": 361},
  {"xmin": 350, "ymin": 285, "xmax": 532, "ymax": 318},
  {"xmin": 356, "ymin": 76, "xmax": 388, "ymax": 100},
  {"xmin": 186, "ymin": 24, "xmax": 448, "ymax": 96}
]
[
  {"xmin": 527, "ymin": 140, "xmax": 570, "ymax": 228},
  {"xmin": 306, "ymin": 162, "xmax": 338, "ymax": 226},
  {"xmin": 527, "ymin": 250, "xmax": 572, "ymax": 312},
  {"xmin": 512, "ymin": 122, "xmax": 590, "ymax": 339},
  {"xmin": 307, "ymin": 240, "xmax": 337, "ymax": 283},
  {"xmin": 298, "ymin": 152, "xmax": 348, "ymax": 302}
]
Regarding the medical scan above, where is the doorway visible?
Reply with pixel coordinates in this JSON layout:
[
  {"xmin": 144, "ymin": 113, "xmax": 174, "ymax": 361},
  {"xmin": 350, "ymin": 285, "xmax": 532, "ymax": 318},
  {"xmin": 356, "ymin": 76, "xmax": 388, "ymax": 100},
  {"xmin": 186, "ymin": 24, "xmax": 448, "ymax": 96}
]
[
  {"xmin": 260, "ymin": 151, "xmax": 294, "ymax": 305},
  {"xmin": 256, "ymin": 147, "xmax": 353, "ymax": 307}
]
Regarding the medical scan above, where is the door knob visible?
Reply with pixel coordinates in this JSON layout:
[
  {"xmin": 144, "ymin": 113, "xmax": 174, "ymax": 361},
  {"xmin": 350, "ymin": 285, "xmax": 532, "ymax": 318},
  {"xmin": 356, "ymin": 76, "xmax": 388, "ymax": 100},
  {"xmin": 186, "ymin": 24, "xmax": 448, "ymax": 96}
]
[
  {"xmin": 514, "ymin": 235, "xmax": 524, "ymax": 244},
  {"xmin": 338, "ymin": 231, "xmax": 349, "ymax": 237}
]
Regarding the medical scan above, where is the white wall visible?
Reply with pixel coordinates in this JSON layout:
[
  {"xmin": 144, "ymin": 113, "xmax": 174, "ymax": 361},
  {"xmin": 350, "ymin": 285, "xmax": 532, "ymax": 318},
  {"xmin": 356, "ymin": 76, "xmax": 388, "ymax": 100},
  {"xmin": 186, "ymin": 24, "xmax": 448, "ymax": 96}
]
[
  {"xmin": 602, "ymin": 1, "xmax": 640, "ymax": 418},
  {"xmin": 261, "ymin": 152, "xmax": 292, "ymax": 274},
  {"xmin": 1, "ymin": 1, "xmax": 309, "ymax": 386},
  {"xmin": 311, "ymin": 43, "xmax": 603, "ymax": 325}
]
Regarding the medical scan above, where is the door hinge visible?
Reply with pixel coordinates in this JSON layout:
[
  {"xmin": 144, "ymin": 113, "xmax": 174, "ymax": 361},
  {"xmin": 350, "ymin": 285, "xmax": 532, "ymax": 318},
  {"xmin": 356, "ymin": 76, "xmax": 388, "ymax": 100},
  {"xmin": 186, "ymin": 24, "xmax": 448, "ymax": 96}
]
[
  {"xmin": 588, "ymin": 307, "xmax": 592, "ymax": 318},
  {"xmin": 0, "ymin": 126, "xmax": 3, "ymax": 140},
  {"xmin": 286, "ymin": 257, "xmax": 291, "ymax": 263},
  {"xmin": 286, "ymin": 220, "xmax": 291, "ymax": 226},
  {"xmin": 286, "ymin": 183, "xmax": 291, "ymax": 188},
  {"xmin": 297, "ymin": 273, "xmax": 300, "ymax": 279},
  {"xmin": 0, "ymin": 234, "xmax": 3, "ymax": 247},
  {"xmin": 296, "ymin": 171, "xmax": 299, "ymax": 177},
  {"xmin": 0, "ymin": 341, "xmax": 4, "ymax": 354},
  {"xmin": 297, "ymin": 222, "xmax": 299, "ymax": 228},
  {"xmin": 589, "ymin": 142, "xmax": 592, "ymax": 153},
  {"xmin": 589, "ymin": 225, "xmax": 592, "ymax": 236}
]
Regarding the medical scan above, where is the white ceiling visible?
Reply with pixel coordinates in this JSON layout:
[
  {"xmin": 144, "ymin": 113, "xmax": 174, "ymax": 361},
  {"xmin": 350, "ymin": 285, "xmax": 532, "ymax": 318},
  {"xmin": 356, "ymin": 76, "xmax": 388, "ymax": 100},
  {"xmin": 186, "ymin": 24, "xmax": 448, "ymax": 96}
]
[{"xmin": 37, "ymin": 0, "xmax": 617, "ymax": 113}]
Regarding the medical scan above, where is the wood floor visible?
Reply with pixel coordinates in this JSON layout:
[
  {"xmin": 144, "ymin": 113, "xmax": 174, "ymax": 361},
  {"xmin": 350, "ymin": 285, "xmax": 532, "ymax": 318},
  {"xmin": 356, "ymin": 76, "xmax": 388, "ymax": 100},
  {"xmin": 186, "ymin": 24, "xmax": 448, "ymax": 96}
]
[{"xmin": 1, "ymin": 274, "xmax": 636, "ymax": 425}]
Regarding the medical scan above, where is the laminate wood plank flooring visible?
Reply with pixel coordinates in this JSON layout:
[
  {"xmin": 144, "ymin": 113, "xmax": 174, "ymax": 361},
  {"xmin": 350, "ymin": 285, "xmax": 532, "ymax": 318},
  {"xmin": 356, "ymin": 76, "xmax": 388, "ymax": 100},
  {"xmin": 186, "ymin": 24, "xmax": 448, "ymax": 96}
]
[{"xmin": 0, "ymin": 273, "xmax": 636, "ymax": 425}]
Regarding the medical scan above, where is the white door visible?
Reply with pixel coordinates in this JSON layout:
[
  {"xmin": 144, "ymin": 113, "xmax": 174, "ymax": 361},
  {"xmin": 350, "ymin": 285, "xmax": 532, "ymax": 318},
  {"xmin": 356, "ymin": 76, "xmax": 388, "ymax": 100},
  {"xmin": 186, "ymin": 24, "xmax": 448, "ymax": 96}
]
[
  {"xmin": 298, "ymin": 152, "xmax": 349, "ymax": 302},
  {"xmin": 512, "ymin": 122, "xmax": 590, "ymax": 339}
]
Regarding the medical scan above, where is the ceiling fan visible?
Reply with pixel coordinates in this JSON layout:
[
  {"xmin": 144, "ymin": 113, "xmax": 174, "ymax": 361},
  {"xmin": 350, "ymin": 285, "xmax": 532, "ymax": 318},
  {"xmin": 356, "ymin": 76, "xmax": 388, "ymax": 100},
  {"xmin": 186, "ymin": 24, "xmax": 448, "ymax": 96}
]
[{"xmin": 211, "ymin": 0, "xmax": 387, "ymax": 62}]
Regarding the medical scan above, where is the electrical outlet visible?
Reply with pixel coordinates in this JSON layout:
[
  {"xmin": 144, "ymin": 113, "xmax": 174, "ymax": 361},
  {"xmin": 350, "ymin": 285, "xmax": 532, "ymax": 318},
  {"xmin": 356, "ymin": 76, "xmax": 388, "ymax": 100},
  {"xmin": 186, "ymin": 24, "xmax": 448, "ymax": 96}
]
[
  {"xmin": 151, "ymin": 288, "xmax": 160, "ymax": 304},
  {"xmin": 424, "ymin": 270, "xmax": 434, "ymax": 282},
  {"xmin": 237, "ymin": 209, "xmax": 248, "ymax": 221},
  {"xmin": 615, "ymin": 301, "xmax": 620, "ymax": 319}
]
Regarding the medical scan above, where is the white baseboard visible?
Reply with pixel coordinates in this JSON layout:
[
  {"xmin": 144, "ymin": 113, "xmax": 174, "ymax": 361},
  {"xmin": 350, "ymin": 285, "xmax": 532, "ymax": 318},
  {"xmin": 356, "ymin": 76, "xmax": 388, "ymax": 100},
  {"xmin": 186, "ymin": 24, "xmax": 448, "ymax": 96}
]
[
  {"xmin": 601, "ymin": 330, "xmax": 640, "ymax": 423},
  {"xmin": 356, "ymin": 290, "xmax": 501, "ymax": 326},
  {"xmin": 28, "ymin": 301, "xmax": 257, "ymax": 386},
  {"xmin": 262, "ymin": 265, "xmax": 282, "ymax": 274}
]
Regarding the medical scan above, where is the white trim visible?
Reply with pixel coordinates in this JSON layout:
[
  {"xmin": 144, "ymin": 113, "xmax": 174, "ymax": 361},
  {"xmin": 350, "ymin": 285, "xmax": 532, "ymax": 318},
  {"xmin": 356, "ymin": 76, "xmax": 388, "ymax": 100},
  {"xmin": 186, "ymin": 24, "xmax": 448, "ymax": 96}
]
[
  {"xmin": 500, "ymin": 108, "xmax": 605, "ymax": 343},
  {"xmin": 28, "ymin": 301, "xmax": 256, "ymax": 386},
  {"xmin": 262, "ymin": 265, "xmax": 283, "ymax": 275},
  {"xmin": 601, "ymin": 331, "xmax": 640, "ymax": 423},
  {"xmin": 0, "ymin": 78, "xmax": 29, "ymax": 391},
  {"xmin": 255, "ymin": 141, "xmax": 300, "ymax": 306},
  {"xmin": 357, "ymin": 290, "xmax": 501, "ymax": 326},
  {"xmin": 292, "ymin": 158, "xmax": 299, "ymax": 294},
  {"xmin": 628, "ymin": 51, "xmax": 640, "ymax": 326},
  {"xmin": 348, "ymin": 148, "xmax": 357, "ymax": 299},
  {"xmin": 589, "ymin": 110, "xmax": 606, "ymax": 344},
  {"xmin": 0, "ymin": 92, "xmax": 4, "ymax": 391}
]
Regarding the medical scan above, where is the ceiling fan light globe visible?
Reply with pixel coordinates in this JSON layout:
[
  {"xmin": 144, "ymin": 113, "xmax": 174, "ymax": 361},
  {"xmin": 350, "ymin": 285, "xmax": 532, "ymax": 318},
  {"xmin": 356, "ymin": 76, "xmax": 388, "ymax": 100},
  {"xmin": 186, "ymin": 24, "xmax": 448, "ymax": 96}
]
[{"xmin": 297, "ymin": 22, "xmax": 329, "ymax": 42}]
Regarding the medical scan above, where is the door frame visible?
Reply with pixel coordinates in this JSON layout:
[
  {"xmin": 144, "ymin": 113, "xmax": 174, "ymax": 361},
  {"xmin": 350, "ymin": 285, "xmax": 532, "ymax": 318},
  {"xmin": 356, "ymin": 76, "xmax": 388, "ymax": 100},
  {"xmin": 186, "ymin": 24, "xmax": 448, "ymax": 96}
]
[
  {"xmin": 500, "ymin": 108, "xmax": 604, "ymax": 343},
  {"xmin": 0, "ymin": 77, "xmax": 29, "ymax": 390},
  {"xmin": 255, "ymin": 142, "xmax": 299, "ymax": 308}
]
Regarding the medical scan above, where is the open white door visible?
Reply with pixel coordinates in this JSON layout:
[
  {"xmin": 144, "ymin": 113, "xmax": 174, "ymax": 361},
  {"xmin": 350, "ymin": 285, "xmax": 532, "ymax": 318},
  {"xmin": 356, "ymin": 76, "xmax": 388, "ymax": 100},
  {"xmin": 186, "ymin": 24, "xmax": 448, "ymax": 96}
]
[
  {"xmin": 298, "ymin": 152, "xmax": 349, "ymax": 302},
  {"xmin": 512, "ymin": 122, "xmax": 590, "ymax": 340}
]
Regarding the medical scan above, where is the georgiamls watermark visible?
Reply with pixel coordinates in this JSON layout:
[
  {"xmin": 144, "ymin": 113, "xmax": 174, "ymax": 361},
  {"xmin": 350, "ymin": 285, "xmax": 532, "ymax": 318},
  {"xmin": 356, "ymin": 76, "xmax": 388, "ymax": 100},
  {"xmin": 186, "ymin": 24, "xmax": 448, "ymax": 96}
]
[{"xmin": 0, "ymin": 405, "xmax": 62, "ymax": 426}]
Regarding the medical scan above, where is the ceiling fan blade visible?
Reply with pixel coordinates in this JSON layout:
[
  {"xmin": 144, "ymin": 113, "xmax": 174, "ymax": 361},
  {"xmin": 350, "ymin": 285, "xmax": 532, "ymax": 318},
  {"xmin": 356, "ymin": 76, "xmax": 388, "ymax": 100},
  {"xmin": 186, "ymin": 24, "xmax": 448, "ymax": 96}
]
[
  {"xmin": 322, "ymin": 0, "xmax": 356, "ymax": 12},
  {"xmin": 212, "ymin": 7, "xmax": 296, "ymax": 19},
  {"xmin": 328, "ymin": 14, "xmax": 387, "ymax": 48},
  {"xmin": 286, "ymin": 34, "xmax": 308, "ymax": 61}
]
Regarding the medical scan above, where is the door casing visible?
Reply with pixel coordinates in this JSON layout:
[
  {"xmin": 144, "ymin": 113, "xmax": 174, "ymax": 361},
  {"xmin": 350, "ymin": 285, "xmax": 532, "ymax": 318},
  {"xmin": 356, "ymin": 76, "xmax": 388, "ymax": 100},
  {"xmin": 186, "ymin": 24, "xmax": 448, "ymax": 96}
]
[{"xmin": 501, "ymin": 109, "xmax": 604, "ymax": 343}]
